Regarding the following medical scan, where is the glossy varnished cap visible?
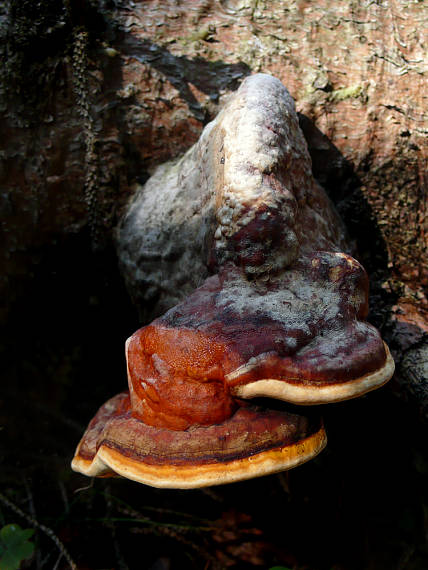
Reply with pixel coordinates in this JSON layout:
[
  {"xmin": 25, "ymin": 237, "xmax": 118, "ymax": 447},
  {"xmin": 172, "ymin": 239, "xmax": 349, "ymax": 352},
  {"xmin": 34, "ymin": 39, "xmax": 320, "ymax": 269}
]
[
  {"xmin": 128, "ymin": 256, "xmax": 394, "ymax": 410},
  {"xmin": 72, "ymin": 75, "xmax": 394, "ymax": 489},
  {"xmin": 72, "ymin": 393, "xmax": 326, "ymax": 488}
]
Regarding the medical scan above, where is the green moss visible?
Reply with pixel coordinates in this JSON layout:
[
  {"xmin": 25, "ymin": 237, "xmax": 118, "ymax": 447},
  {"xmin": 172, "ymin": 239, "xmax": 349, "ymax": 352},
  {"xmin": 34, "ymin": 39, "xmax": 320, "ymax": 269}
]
[
  {"xmin": 181, "ymin": 26, "xmax": 216, "ymax": 45},
  {"xmin": 330, "ymin": 84, "xmax": 364, "ymax": 102}
]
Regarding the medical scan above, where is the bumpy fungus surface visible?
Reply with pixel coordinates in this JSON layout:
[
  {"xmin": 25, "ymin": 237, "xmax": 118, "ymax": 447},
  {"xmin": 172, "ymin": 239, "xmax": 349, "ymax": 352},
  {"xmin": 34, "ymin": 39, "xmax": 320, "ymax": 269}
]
[{"xmin": 72, "ymin": 74, "xmax": 394, "ymax": 488}]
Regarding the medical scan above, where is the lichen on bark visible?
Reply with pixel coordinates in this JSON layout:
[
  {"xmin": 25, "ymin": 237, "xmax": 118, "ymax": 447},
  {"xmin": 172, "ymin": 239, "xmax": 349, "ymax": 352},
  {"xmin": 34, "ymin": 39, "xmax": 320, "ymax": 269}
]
[{"xmin": 1, "ymin": 0, "xmax": 426, "ymax": 409}]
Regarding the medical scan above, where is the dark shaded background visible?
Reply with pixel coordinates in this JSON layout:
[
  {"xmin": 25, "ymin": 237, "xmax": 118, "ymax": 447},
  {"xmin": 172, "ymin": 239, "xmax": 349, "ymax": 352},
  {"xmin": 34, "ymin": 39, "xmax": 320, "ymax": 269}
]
[{"xmin": 1, "ymin": 1, "xmax": 426, "ymax": 569}]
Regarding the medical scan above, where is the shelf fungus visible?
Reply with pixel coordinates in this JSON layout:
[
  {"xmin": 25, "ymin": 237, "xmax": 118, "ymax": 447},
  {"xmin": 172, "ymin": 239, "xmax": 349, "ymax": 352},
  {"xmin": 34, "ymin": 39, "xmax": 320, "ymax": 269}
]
[{"xmin": 72, "ymin": 74, "xmax": 394, "ymax": 488}]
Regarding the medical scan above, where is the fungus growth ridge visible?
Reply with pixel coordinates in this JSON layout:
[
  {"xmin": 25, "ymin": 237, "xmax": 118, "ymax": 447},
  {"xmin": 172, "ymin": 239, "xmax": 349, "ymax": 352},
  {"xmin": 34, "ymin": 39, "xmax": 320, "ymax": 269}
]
[{"xmin": 72, "ymin": 74, "xmax": 394, "ymax": 488}]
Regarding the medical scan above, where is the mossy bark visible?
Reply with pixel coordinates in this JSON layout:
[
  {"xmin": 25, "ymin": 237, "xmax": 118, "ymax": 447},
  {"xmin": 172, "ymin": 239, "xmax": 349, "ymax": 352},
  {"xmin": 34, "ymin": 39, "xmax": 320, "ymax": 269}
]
[
  {"xmin": 2, "ymin": 0, "xmax": 426, "ymax": 415},
  {"xmin": 1, "ymin": 4, "xmax": 427, "ymax": 569}
]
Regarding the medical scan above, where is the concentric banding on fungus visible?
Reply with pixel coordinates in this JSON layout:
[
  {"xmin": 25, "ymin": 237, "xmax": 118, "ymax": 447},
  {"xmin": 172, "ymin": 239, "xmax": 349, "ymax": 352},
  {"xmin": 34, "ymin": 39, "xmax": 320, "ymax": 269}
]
[
  {"xmin": 73, "ymin": 74, "xmax": 394, "ymax": 490},
  {"xmin": 230, "ymin": 342, "xmax": 395, "ymax": 404},
  {"xmin": 124, "ymin": 255, "xmax": 394, "ymax": 410},
  {"xmin": 72, "ymin": 393, "xmax": 326, "ymax": 489}
]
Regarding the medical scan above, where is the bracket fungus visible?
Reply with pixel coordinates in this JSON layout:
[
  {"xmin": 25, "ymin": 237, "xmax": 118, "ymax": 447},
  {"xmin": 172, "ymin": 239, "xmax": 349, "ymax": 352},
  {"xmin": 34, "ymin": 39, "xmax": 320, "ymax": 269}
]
[{"xmin": 72, "ymin": 74, "xmax": 394, "ymax": 488}]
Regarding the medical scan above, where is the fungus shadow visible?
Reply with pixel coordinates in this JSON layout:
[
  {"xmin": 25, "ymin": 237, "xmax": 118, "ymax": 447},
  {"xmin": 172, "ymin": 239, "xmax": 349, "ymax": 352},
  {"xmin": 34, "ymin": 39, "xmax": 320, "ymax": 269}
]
[
  {"xmin": 2, "ymin": 5, "xmax": 424, "ymax": 570},
  {"xmin": 120, "ymin": 37, "xmax": 251, "ymax": 123},
  {"xmin": 99, "ymin": 34, "xmax": 250, "ymax": 192},
  {"xmin": 298, "ymin": 114, "xmax": 397, "ymax": 330}
]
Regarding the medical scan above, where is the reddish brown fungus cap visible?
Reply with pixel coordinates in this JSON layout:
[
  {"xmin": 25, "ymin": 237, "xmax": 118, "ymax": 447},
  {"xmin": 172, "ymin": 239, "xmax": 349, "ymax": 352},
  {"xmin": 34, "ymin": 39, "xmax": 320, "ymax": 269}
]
[
  {"xmin": 72, "ymin": 249, "xmax": 392, "ymax": 488},
  {"xmin": 72, "ymin": 74, "xmax": 394, "ymax": 489},
  {"xmin": 71, "ymin": 393, "xmax": 326, "ymax": 488},
  {"xmin": 127, "ymin": 256, "xmax": 394, "ymax": 410}
]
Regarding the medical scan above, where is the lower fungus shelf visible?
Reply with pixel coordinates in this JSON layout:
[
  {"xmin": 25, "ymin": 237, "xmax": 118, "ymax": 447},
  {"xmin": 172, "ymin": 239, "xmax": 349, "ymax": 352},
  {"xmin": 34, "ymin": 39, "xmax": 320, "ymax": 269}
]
[{"xmin": 72, "ymin": 393, "xmax": 327, "ymax": 489}]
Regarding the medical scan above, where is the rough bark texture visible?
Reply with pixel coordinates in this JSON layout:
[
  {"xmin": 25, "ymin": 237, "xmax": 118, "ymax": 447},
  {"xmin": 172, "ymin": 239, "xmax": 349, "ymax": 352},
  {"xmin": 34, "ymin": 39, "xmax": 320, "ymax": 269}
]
[
  {"xmin": 1, "ymin": 1, "xmax": 427, "ymax": 569},
  {"xmin": 1, "ymin": 0, "xmax": 426, "ymax": 412}
]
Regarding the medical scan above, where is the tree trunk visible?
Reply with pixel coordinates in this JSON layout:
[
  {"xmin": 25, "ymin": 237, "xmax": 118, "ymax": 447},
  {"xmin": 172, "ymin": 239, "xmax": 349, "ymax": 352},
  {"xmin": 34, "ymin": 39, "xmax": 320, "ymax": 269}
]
[
  {"xmin": 2, "ymin": 1, "xmax": 426, "ymax": 410},
  {"xmin": 1, "ymin": 1, "xmax": 427, "ymax": 568}
]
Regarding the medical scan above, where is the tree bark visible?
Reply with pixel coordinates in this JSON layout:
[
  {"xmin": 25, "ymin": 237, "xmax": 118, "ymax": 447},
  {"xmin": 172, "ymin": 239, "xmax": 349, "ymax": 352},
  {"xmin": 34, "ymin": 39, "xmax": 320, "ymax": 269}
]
[
  {"xmin": 2, "ymin": 0, "xmax": 426, "ymax": 415},
  {"xmin": 1, "ymin": 3, "xmax": 427, "ymax": 569}
]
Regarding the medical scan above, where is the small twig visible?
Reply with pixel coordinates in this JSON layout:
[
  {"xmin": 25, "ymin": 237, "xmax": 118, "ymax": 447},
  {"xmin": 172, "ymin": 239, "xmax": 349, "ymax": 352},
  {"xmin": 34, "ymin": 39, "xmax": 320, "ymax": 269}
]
[
  {"xmin": 52, "ymin": 552, "xmax": 64, "ymax": 570},
  {"xmin": 74, "ymin": 479, "xmax": 94, "ymax": 494},
  {"xmin": 58, "ymin": 481, "xmax": 70, "ymax": 515},
  {"xmin": 84, "ymin": 515, "xmax": 212, "ymax": 532},
  {"xmin": 95, "ymin": 488, "xmax": 215, "ymax": 525},
  {"xmin": 39, "ymin": 548, "xmax": 55, "ymax": 569},
  {"xmin": 0, "ymin": 491, "xmax": 77, "ymax": 570}
]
